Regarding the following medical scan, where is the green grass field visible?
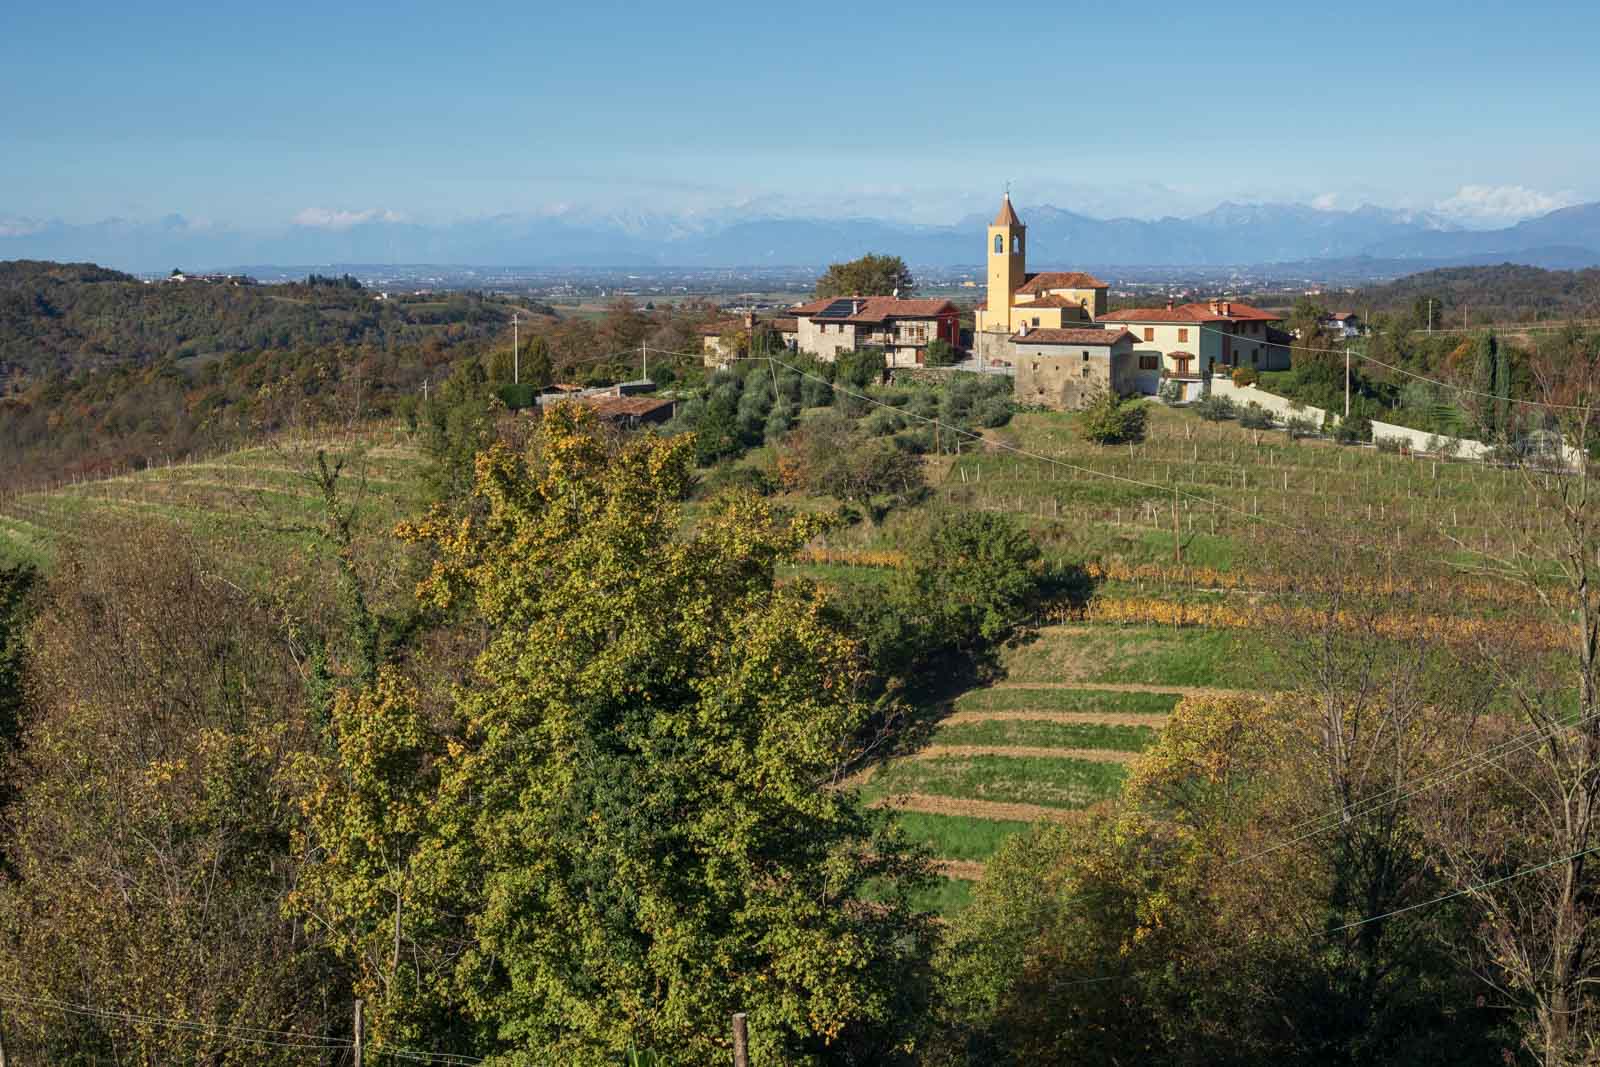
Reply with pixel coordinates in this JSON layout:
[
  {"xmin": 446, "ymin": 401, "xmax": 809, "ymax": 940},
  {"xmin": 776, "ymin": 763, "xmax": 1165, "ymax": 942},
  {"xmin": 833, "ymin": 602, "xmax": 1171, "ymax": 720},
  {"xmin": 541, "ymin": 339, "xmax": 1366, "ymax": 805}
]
[
  {"xmin": 892, "ymin": 811, "xmax": 1032, "ymax": 862},
  {"xmin": 951, "ymin": 686, "xmax": 1180, "ymax": 715},
  {"xmin": 932, "ymin": 718, "xmax": 1158, "ymax": 753},
  {"xmin": 864, "ymin": 754, "xmax": 1127, "ymax": 811}
]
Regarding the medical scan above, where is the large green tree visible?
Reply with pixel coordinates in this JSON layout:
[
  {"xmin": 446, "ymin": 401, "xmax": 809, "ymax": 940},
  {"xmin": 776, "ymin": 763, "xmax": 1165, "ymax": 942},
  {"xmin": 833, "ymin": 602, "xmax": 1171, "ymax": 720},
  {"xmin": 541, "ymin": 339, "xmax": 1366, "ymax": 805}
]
[
  {"xmin": 307, "ymin": 406, "xmax": 936, "ymax": 1064},
  {"xmin": 816, "ymin": 254, "xmax": 915, "ymax": 298}
]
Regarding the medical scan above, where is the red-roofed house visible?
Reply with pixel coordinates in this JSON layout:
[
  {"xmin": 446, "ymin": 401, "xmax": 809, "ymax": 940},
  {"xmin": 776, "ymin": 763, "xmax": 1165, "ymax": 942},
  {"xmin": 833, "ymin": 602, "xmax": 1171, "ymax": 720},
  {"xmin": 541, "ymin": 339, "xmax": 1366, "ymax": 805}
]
[
  {"xmin": 792, "ymin": 295, "xmax": 960, "ymax": 366},
  {"xmin": 1096, "ymin": 299, "xmax": 1291, "ymax": 396}
]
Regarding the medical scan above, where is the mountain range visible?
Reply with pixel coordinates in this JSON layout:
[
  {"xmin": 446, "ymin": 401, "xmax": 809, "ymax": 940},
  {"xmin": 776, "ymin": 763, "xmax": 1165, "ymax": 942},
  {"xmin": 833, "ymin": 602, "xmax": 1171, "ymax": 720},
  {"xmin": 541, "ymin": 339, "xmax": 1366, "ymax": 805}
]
[{"xmin": 4, "ymin": 201, "xmax": 1599, "ymax": 273}]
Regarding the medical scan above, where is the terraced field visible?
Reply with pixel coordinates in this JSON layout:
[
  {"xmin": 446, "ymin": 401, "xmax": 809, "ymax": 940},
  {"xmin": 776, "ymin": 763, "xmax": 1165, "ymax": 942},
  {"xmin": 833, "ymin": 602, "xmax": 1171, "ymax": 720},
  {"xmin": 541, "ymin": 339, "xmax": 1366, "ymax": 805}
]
[
  {"xmin": 0, "ymin": 435, "xmax": 427, "ymax": 578},
  {"xmin": 860, "ymin": 655, "xmax": 1210, "ymax": 913}
]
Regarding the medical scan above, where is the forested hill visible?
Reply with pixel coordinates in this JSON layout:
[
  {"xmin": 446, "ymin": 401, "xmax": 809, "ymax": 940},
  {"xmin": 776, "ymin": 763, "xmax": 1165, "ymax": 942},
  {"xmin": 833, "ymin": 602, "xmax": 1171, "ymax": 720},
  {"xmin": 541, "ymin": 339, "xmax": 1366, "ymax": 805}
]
[
  {"xmin": 0, "ymin": 259, "xmax": 527, "ymax": 381},
  {"xmin": 1346, "ymin": 263, "xmax": 1600, "ymax": 324}
]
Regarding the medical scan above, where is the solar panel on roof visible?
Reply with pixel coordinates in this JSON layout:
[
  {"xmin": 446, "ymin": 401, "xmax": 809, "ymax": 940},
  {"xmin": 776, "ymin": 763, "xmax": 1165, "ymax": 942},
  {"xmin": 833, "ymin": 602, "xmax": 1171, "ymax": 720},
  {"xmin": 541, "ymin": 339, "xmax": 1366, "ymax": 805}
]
[{"xmin": 817, "ymin": 298, "xmax": 856, "ymax": 318}]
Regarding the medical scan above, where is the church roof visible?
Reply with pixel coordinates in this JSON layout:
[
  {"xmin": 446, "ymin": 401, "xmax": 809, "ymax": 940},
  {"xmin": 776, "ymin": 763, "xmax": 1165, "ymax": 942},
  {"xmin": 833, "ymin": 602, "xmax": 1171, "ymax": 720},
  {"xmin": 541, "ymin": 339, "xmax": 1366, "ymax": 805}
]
[
  {"xmin": 1016, "ymin": 271, "xmax": 1107, "ymax": 294},
  {"xmin": 992, "ymin": 194, "xmax": 1023, "ymax": 227},
  {"xmin": 1016, "ymin": 293, "xmax": 1084, "ymax": 308}
]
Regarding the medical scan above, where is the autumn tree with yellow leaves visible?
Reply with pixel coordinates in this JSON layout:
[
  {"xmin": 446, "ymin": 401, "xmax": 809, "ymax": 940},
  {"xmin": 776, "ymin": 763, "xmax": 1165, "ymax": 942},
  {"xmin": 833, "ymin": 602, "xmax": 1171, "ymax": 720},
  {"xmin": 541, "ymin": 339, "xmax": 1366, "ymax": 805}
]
[{"xmin": 298, "ymin": 406, "xmax": 936, "ymax": 1065}]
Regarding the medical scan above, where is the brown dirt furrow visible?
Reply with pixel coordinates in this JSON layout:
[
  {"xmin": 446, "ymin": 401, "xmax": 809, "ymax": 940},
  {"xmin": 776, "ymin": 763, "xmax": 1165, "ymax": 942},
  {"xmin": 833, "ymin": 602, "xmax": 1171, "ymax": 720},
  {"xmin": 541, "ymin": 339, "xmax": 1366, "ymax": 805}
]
[
  {"xmin": 869, "ymin": 792, "xmax": 1092, "ymax": 825},
  {"xmin": 933, "ymin": 859, "xmax": 987, "ymax": 881},
  {"xmin": 912, "ymin": 745, "xmax": 1135, "ymax": 764},
  {"xmin": 991, "ymin": 681, "xmax": 1256, "ymax": 698},
  {"xmin": 943, "ymin": 710, "xmax": 1168, "ymax": 728}
]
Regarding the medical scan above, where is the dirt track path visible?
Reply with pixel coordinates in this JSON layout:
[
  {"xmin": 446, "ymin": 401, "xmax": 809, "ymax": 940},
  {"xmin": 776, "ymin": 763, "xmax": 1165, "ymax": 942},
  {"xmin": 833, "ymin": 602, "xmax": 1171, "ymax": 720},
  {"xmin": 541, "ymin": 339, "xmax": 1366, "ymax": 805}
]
[
  {"xmin": 943, "ymin": 710, "xmax": 1168, "ymax": 728},
  {"xmin": 910, "ymin": 745, "xmax": 1134, "ymax": 764},
  {"xmin": 869, "ymin": 792, "xmax": 1091, "ymax": 825},
  {"xmin": 991, "ymin": 681, "xmax": 1254, "ymax": 698},
  {"xmin": 932, "ymin": 859, "xmax": 987, "ymax": 881}
]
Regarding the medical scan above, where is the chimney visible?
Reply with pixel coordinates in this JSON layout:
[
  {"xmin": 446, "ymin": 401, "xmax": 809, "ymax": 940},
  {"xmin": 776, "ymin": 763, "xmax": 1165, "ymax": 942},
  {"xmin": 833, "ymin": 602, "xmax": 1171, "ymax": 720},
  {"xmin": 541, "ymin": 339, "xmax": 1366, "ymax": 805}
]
[
  {"xmin": 1221, "ymin": 301, "xmax": 1232, "ymax": 316},
  {"xmin": 892, "ymin": 287, "xmax": 900, "ymax": 299},
  {"xmin": 1165, "ymin": 297, "xmax": 1174, "ymax": 311},
  {"xmin": 1208, "ymin": 299, "xmax": 1222, "ymax": 315},
  {"xmin": 745, "ymin": 311, "xmax": 756, "ymax": 329}
]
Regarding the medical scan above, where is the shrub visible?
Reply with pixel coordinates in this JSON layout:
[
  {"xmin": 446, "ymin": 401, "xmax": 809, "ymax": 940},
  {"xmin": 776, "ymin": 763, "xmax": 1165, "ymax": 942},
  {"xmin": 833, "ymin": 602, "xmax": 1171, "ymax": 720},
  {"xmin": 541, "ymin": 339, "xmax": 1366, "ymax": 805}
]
[
  {"xmin": 1238, "ymin": 402, "xmax": 1274, "ymax": 430},
  {"xmin": 1157, "ymin": 380, "xmax": 1183, "ymax": 405},
  {"xmin": 694, "ymin": 463, "xmax": 777, "ymax": 499},
  {"xmin": 924, "ymin": 338, "xmax": 959, "ymax": 367},
  {"xmin": 1424, "ymin": 434, "xmax": 1464, "ymax": 458},
  {"xmin": 1287, "ymin": 414, "xmax": 1323, "ymax": 440},
  {"xmin": 1332, "ymin": 414, "xmax": 1368, "ymax": 444},
  {"xmin": 1374, "ymin": 435, "xmax": 1406, "ymax": 454},
  {"xmin": 1193, "ymin": 394, "xmax": 1236, "ymax": 422},
  {"xmin": 1078, "ymin": 392, "xmax": 1147, "ymax": 445},
  {"xmin": 1231, "ymin": 367, "xmax": 1259, "ymax": 386}
]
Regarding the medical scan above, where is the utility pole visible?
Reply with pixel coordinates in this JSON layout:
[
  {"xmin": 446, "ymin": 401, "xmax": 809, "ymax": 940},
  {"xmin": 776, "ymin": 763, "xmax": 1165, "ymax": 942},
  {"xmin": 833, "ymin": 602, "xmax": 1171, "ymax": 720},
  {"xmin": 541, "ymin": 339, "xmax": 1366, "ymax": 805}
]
[
  {"xmin": 354, "ymin": 999, "xmax": 364, "ymax": 1067},
  {"xmin": 1427, "ymin": 298, "xmax": 1434, "ymax": 334},
  {"xmin": 1344, "ymin": 343, "xmax": 1351, "ymax": 421},
  {"xmin": 641, "ymin": 341, "xmax": 647, "ymax": 381},
  {"xmin": 513, "ymin": 313, "xmax": 521, "ymax": 385}
]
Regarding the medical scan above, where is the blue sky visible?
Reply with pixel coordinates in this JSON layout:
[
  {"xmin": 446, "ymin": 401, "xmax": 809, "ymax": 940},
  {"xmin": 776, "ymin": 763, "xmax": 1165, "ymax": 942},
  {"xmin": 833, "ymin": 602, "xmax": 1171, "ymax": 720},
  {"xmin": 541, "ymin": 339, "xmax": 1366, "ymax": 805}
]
[{"xmin": 3, "ymin": 0, "xmax": 1598, "ymax": 231}]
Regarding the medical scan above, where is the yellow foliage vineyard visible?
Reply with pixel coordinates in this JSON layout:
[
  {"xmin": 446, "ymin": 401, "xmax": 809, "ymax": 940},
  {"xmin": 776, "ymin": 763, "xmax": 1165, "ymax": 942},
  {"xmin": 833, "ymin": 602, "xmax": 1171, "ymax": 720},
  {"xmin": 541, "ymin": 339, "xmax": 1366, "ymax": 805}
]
[
  {"xmin": 1043, "ymin": 595, "xmax": 1563, "ymax": 650},
  {"xmin": 796, "ymin": 548, "xmax": 1538, "ymax": 609}
]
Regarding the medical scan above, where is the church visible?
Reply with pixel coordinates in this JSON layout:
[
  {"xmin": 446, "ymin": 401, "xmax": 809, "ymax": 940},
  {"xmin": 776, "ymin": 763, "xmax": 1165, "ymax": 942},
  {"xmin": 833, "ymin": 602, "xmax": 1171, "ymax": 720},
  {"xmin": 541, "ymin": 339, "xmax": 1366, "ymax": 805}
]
[
  {"xmin": 974, "ymin": 192, "xmax": 1292, "ymax": 409},
  {"xmin": 972, "ymin": 193, "xmax": 1109, "ymax": 365}
]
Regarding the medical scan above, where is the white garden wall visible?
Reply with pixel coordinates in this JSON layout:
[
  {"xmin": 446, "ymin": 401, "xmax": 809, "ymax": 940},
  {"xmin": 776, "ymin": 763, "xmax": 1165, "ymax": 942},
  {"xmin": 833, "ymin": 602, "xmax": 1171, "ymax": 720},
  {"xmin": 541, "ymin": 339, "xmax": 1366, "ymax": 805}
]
[{"xmin": 1208, "ymin": 379, "xmax": 1328, "ymax": 427}]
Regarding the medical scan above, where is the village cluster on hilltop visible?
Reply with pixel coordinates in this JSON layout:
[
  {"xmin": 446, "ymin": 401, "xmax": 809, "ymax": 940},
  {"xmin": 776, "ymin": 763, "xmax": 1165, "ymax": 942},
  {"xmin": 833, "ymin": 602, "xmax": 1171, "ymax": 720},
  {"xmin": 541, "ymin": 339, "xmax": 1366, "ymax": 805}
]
[{"xmin": 701, "ymin": 193, "xmax": 1299, "ymax": 410}]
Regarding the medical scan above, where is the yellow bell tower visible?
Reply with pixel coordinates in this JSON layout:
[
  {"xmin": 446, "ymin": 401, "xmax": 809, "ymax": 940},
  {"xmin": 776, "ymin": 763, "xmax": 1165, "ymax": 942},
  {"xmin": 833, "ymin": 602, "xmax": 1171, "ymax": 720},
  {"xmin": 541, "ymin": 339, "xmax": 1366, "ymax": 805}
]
[{"xmin": 986, "ymin": 193, "xmax": 1026, "ymax": 333}]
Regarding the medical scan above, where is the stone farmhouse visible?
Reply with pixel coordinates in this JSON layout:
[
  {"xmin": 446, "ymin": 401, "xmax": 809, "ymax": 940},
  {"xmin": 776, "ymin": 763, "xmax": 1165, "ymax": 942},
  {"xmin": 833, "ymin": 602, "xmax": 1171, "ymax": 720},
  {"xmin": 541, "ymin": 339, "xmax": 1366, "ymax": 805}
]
[
  {"xmin": 1011, "ymin": 327, "xmax": 1140, "ymax": 409},
  {"xmin": 699, "ymin": 312, "xmax": 800, "ymax": 367},
  {"xmin": 789, "ymin": 296, "xmax": 961, "ymax": 367}
]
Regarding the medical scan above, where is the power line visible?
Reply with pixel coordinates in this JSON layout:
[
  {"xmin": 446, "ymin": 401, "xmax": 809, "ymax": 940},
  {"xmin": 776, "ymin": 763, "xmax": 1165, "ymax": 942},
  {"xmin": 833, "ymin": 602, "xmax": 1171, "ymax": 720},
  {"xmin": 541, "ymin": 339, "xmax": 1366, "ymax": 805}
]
[{"xmin": 1228, "ymin": 705, "xmax": 1600, "ymax": 868}]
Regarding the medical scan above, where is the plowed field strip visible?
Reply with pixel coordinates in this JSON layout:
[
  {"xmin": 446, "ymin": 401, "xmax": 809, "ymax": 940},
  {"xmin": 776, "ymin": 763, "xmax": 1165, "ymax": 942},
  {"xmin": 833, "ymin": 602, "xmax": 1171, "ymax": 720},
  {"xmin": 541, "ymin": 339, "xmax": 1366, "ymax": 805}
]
[
  {"xmin": 943, "ymin": 710, "xmax": 1169, "ymax": 728},
  {"xmin": 932, "ymin": 859, "xmax": 986, "ymax": 881},
  {"xmin": 870, "ymin": 793, "xmax": 1090, "ymax": 825},
  {"xmin": 911, "ymin": 745, "xmax": 1134, "ymax": 764}
]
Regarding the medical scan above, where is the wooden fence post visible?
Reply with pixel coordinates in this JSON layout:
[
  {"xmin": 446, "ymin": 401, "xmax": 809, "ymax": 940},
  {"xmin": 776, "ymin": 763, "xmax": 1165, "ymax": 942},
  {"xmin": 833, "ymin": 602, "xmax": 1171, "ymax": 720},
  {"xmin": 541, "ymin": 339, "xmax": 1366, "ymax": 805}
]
[
  {"xmin": 733, "ymin": 1012, "xmax": 749, "ymax": 1067},
  {"xmin": 354, "ymin": 999, "xmax": 364, "ymax": 1067}
]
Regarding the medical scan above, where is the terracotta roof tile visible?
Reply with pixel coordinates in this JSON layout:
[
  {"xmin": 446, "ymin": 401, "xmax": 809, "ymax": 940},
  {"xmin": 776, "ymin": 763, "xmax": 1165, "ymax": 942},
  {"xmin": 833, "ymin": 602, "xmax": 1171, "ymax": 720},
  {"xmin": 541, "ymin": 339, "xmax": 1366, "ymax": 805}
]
[
  {"xmin": 1011, "ymin": 327, "xmax": 1135, "ymax": 346},
  {"xmin": 1017, "ymin": 293, "xmax": 1086, "ymax": 308},
  {"xmin": 1097, "ymin": 301, "xmax": 1281, "ymax": 324},
  {"xmin": 769, "ymin": 317, "xmax": 798, "ymax": 332},
  {"xmin": 1016, "ymin": 271, "xmax": 1107, "ymax": 294}
]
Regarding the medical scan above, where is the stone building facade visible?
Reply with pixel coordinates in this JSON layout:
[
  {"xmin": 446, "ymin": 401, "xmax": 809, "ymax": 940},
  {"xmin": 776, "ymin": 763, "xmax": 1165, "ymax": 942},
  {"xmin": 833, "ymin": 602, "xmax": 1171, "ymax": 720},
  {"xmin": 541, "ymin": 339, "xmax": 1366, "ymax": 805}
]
[{"xmin": 1012, "ymin": 327, "xmax": 1138, "ymax": 410}]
